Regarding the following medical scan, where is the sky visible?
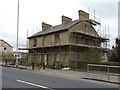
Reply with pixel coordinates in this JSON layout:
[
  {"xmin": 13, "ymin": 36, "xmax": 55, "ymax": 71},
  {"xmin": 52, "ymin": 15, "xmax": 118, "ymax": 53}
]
[{"xmin": 0, "ymin": 0, "xmax": 119, "ymax": 51}]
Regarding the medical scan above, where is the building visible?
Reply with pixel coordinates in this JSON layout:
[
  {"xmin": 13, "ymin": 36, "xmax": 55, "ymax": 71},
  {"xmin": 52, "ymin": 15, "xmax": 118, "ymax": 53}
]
[
  {"xmin": 0, "ymin": 39, "xmax": 13, "ymax": 59},
  {"xmin": 24, "ymin": 10, "xmax": 108, "ymax": 67},
  {"xmin": 13, "ymin": 51, "xmax": 28, "ymax": 59}
]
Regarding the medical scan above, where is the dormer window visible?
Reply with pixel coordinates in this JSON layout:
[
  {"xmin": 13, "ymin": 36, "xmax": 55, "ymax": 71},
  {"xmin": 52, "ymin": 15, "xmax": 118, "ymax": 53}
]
[{"xmin": 33, "ymin": 38, "xmax": 37, "ymax": 47}]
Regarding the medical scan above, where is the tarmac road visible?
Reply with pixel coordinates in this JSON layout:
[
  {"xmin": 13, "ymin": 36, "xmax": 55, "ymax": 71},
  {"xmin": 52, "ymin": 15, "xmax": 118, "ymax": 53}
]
[{"xmin": 2, "ymin": 67, "xmax": 119, "ymax": 89}]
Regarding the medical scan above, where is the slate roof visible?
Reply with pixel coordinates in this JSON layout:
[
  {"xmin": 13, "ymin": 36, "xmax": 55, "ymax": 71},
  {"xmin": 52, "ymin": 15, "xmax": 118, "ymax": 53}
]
[
  {"xmin": 28, "ymin": 19, "xmax": 81, "ymax": 39},
  {"xmin": 0, "ymin": 39, "xmax": 13, "ymax": 48}
]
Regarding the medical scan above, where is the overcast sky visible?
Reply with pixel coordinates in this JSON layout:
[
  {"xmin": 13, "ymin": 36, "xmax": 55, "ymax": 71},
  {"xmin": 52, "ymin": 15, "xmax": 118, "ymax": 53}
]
[{"xmin": 0, "ymin": 0, "xmax": 119, "ymax": 51}]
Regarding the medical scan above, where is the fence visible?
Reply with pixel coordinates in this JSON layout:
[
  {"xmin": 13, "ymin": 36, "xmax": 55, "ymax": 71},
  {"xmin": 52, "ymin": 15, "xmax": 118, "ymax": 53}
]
[
  {"xmin": 77, "ymin": 61, "xmax": 120, "ymax": 70},
  {"xmin": 1, "ymin": 58, "xmax": 28, "ymax": 68},
  {"xmin": 87, "ymin": 64, "xmax": 120, "ymax": 84},
  {"xmin": 1, "ymin": 57, "xmax": 53, "ymax": 70}
]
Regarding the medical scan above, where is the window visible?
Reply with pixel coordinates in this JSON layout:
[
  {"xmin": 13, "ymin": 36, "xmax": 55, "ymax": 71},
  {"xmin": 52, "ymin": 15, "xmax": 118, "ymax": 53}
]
[
  {"xmin": 4, "ymin": 47, "xmax": 6, "ymax": 50},
  {"xmin": 75, "ymin": 35, "xmax": 80, "ymax": 43},
  {"xmin": 33, "ymin": 38, "xmax": 37, "ymax": 47},
  {"xmin": 15, "ymin": 55, "xmax": 17, "ymax": 57},
  {"xmin": 54, "ymin": 53, "xmax": 60, "ymax": 61},
  {"xmin": 93, "ymin": 38, "xmax": 99, "ymax": 46},
  {"xmin": 43, "ymin": 37, "xmax": 45, "ymax": 45},
  {"xmin": 84, "ymin": 24, "xmax": 88, "ymax": 30},
  {"xmin": 93, "ymin": 38, "xmax": 96, "ymax": 46},
  {"xmin": 54, "ymin": 33, "xmax": 60, "ymax": 43},
  {"xmin": 85, "ymin": 37, "xmax": 89, "ymax": 45},
  {"xmin": 15, "ymin": 54, "xmax": 20, "ymax": 58}
]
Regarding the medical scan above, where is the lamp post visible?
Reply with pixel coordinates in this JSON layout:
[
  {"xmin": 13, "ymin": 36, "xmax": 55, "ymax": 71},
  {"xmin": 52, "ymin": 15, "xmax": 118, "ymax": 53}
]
[
  {"xmin": 118, "ymin": 2, "xmax": 120, "ymax": 39},
  {"xmin": 16, "ymin": 0, "xmax": 19, "ymax": 67}
]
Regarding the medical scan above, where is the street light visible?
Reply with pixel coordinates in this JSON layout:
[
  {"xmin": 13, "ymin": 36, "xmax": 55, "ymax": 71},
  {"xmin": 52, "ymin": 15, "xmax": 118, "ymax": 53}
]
[{"xmin": 16, "ymin": 0, "xmax": 19, "ymax": 67}]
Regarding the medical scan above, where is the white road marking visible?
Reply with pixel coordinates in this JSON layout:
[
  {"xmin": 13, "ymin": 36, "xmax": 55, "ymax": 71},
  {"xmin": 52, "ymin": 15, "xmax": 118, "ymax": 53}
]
[
  {"xmin": 17, "ymin": 79, "xmax": 54, "ymax": 90},
  {"xmin": 58, "ymin": 74, "xmax": 62, "ymax": 76}
]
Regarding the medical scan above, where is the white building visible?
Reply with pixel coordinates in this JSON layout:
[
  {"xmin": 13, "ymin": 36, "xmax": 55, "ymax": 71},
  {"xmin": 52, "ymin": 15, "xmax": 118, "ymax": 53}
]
[{"xmin": 13, "ymin": 51, "xmax": 28, "ymax": 59}]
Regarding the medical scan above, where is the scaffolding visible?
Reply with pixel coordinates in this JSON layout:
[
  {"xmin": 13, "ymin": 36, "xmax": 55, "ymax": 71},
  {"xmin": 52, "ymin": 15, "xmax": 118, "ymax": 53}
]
[{"xmin": 18, "ymin": 17, "xmax": 110, "ymax": 69}]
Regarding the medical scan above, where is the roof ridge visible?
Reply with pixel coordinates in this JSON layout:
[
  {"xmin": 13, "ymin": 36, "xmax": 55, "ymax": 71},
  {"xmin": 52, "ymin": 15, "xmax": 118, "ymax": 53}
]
[
  {"xmin": 28, "ymin": 19, "xmax": 80, "ymax": 39},
  {"xmin": 0, "ymin": 39, "xmax": 13, "ymax": 48}
]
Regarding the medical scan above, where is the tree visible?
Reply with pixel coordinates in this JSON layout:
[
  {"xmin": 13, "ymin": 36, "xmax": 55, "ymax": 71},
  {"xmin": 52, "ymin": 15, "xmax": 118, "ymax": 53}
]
[
  {"xmin": 109, "ymin": 51, "xmax": 119, "ymax": 62},
  {"xmin": 115, "ymin": 38, "xmax": 120, "ymax": 62},
  {"xmin": 109, "ymin": 38, "xmax": 120, "ymax": 62},
  {"xmin": 84, "ymin": 48, "xmax": 101, "ymax": 62},
  {"xmin": 2, "ymin": 52, "xmax": 13, "ymax": 58}
]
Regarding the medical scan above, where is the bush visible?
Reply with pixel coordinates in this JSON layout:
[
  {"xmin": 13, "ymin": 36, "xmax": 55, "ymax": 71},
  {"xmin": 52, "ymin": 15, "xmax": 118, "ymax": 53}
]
[{"xmin": 109, "ymin": 51, "xmax": 119, "ymax": 62}]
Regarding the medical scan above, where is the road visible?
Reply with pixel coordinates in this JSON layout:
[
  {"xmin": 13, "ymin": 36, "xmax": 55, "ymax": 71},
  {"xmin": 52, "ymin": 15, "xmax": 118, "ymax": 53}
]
[{"xmin": 2, "ymin": 67, "xmax": 119, "ymax": 89}]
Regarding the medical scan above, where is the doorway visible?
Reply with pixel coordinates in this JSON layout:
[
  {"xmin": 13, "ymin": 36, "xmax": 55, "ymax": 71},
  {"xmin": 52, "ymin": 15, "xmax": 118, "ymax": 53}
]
[{"xmin": 41, "ymin": 51, "xmax": 48, "ymax": 65}]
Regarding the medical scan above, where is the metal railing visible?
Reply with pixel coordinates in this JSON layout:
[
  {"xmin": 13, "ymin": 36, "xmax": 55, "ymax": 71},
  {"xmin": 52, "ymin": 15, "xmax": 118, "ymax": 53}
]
[{"xmin": 87, "ymin": 64, "xmax": 120, "ymax": 83}]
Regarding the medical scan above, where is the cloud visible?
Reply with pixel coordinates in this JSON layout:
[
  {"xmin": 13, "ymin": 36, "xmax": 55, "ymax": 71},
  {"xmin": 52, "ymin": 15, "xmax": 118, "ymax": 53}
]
[
  {"xmin": 0, "ymin": 0, "xmax": 118, "ymax": 50},
  {"xmin": 76, "ymin": 1, "xmax": 118, "ymax": 39},
  {"xmin": 77, "ymin": 2, "xmax": 118, "ymax": 18}
]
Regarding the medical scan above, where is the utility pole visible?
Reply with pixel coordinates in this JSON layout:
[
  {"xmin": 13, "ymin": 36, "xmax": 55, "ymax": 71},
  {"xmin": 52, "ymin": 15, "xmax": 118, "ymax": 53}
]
[{"xmin": 16, "ymin": 0, "xmax": 19, "ymax": 67}]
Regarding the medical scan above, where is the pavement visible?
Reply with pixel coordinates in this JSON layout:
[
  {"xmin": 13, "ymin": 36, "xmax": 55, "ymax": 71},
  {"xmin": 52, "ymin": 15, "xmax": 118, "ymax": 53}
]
[{"xmin": 1, "ymin": 63, "xmax": 120, "ymax": 85}]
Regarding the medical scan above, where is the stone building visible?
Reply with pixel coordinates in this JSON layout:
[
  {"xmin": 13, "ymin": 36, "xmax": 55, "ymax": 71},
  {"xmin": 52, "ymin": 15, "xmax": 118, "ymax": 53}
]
[
  {"xmin": 25, "ymin": 10, "xmax": 108, "ymax": 67},
  {"xmin": 0, "ymin": 39, "xmax": 13, "ymax": 59}
]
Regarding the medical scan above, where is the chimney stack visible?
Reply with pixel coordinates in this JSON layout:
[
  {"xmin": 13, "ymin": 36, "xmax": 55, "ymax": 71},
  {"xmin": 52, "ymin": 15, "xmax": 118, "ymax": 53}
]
[
  {"xmin": 62, "ymin": 15, "xmax": 72, "ymax": 24},
  {"xmin": 78, "ymin": 10, "xmax": 89, "ymax": 20},
  {"xmin": 42, "ymin": 22, "xmax": 52, "ymax": 31}
]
